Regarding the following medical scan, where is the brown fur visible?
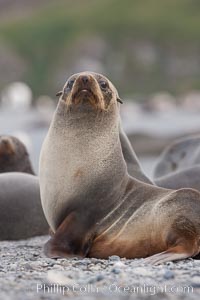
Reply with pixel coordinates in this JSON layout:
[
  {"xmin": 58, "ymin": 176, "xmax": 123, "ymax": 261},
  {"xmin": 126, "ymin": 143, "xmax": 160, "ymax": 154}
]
[
  {"xmin": 73, "ymin": 168, "xmax": 84, "ymax": 179},
  {"xmin": 0, "ymin": 135, "xmax": 35, "ymax": 175},
  {"xmin": 65, "ymin": 74, "xmax": 105, "ymax": 111},
  {"xmin": 0, "ymin": 138, "xmax": 15, "ymax": 156},
  {"xmin": 40, "ymin": 72, "xmax": 200, "ymax": 264}
]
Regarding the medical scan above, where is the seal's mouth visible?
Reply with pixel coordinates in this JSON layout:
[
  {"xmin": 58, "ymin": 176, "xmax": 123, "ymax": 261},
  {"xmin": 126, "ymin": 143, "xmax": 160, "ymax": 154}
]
[
  {"xmin": 73, "ymin": 88, "xmax": 95, "ymax": 99},
  {"xmin": 66, "ymin": 75, "xmax": 105, "ymax": 110}
]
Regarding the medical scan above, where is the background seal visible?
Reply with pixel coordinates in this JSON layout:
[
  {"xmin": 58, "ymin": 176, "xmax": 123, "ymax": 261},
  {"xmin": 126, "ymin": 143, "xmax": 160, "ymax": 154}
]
[
  {"xmin": 0, "ymin": 135, "xmax": 35, "ymax": 175},
  {"xmin": 154, "ymin": 135, "xmax": 200, "ymax": 190},
  {"xmin": 0, "ymin": 172, "xmax": 48, "ymax": 240}
]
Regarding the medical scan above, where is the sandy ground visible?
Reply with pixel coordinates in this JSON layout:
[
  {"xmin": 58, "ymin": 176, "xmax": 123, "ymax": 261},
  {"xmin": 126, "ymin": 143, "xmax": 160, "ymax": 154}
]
[{"xmin": 1, "ymin": 235, "xmax": 200, "ymax": 300}]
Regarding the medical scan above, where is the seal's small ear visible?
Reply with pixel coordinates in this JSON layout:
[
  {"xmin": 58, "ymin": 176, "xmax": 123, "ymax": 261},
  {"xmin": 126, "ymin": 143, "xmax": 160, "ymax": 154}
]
[
  {"xmin": 56, "ymin": 91, "xmax": 63, "ymax": 97},
  {"xmin": 117, "ymin": 97, "xmax": 123, "ymax": 104}
]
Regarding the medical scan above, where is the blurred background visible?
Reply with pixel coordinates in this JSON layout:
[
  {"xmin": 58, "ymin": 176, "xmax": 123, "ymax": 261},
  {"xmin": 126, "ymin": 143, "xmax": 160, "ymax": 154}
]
[{"xmin": 1, "ymin": 0, "xmax": 200, "ymax": 177}]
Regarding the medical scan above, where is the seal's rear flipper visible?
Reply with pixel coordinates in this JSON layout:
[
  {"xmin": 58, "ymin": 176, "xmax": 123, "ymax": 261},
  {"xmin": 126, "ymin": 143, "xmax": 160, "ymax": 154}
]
[
  {"xmin": 44, "ymin": 212, "xmax": 93, "ymax": 259},
  {"xmin": 143, "ymin": 245, "xmax": 194, "ymax": 265}
]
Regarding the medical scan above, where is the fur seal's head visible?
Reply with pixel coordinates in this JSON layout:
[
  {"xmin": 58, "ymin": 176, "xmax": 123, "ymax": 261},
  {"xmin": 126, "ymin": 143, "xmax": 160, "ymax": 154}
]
[
  {"xmin": 56, "ymin": 71, "xmax": 123, "ymax": 112},
  {"xmin": 0, "ymin": 135, "xmax": 35, "ymax": 174},
  {"xmin": 0, "ymin": 136, "xmax": 15, "ymax": 158}
]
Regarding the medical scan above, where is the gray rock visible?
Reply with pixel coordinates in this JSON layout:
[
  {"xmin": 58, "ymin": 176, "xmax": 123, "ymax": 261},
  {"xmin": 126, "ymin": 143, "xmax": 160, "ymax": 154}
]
[
  {"xmin": 96, "ymin": 274, "xmax": 105, "ymax": 281},
  {"xmin": 111, "ymin": 268, "xmax": 121, "ymax": 274},
  {"xmin": 109, "ymin": 255, "xmax": 121, "ymax": 261},
  {"xmin": 163, "ymin": 269, "xmax": 175, "ymax": 280},
  {"xmin": 191, "ymin": 276, "xmax": 200, "ymax": 288}
]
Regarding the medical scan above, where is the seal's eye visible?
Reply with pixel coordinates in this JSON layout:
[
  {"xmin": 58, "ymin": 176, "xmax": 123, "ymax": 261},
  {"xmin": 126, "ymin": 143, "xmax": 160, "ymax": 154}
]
[
  {"xmin": 66, "ymin": 79, "xmax": 75, "ymax": 90},
  {"xmin": 99, "ymin": 80, "xmax": 108, "ymax": 90}
]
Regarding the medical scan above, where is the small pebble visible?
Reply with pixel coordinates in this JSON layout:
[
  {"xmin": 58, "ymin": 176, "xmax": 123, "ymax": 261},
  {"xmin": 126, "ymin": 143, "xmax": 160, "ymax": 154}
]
[
  {"xmin": 96, "ymin": 274, "xmax": 105, "ymax": 281},
  {"xmin": 190, "ymin": 276, "xmax": 200, "ymax": 287},
  {"xmin": 109, "ymin": 255, "xmax": 120, "ymax": 261},
  {"xmin": 46, "ymin": 270, "xmax": 75, "ymax": 286},
  {"xmin": 163, "ymin": 269, "xmax": 175, "ymax": 280},
  {"xmin": 113, "ymin": 261, "xmax": 126, "ymax": 268},
  {"xmin": 22, "ymin": 263, "xmax": 33, "ymax": 271},
  {"xmin": 111, "ymin": 268, "xmax": 121, "ymax": 274}
]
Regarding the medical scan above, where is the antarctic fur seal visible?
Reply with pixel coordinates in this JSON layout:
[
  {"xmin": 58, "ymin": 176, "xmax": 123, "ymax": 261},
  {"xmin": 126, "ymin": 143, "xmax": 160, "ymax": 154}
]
[
  {"xmin": 39, "ymin": 71, "xmax": 200, "ymax": 264},
  {"xmin": 155, "ymin": 166, "xmax": 200, "ymax": 190},
  {"xmin": 154, "ymin": 135, "xmax": 200, "ymax": 190},
  {"xmin": 154, "ymin": 135, "xmax": 200, "ymax": 179},
  {"xmin": 0, "ymin": 135, "xmax": 35, "ymax": 174},
  {"xmin": 0, "ymin": 172, "xmax": 48, "ymax": 240}
]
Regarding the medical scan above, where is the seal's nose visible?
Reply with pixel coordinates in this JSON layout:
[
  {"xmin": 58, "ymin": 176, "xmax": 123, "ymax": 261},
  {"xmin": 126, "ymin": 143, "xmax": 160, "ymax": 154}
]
[{"xmin": 81, "ymin": 75, "xmax": 90, "ymax": 85}]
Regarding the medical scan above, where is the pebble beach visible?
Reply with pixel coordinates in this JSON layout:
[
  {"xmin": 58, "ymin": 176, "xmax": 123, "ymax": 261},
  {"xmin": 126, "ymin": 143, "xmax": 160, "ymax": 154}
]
[{"xmin": 1, "ymin": 235, "xmax": 200, "ymax": 300}]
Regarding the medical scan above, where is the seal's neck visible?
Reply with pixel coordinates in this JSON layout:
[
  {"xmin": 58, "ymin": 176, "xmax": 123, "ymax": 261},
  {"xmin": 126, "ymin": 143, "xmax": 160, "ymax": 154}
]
[
  {"xmin": 50, "ymin": 100, "xmax": 130, "ymax": 203},
  {"xmin": 41, "ymin": 99, "xmax": 137, "ymax": 231}
]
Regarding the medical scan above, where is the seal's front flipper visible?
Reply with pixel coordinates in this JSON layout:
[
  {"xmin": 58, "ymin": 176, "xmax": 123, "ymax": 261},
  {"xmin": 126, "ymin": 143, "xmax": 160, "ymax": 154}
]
[{"xmin": 44, "ymin": 212, "xmax": 93, "ymax": 259}]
